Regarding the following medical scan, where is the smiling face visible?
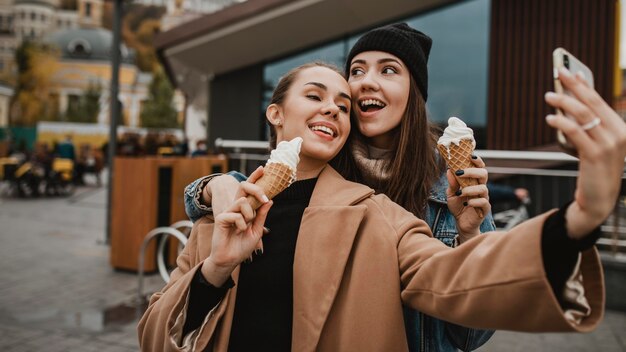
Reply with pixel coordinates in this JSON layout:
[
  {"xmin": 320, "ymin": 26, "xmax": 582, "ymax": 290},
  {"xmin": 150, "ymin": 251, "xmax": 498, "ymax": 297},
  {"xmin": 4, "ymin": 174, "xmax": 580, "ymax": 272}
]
[
  {"xmin": 348, "ymin": 51, "xmax": 411, "ymax": 149},
  {"xmin": 268, "ymin": 65, "xmax": 351, "ymax": 174}
]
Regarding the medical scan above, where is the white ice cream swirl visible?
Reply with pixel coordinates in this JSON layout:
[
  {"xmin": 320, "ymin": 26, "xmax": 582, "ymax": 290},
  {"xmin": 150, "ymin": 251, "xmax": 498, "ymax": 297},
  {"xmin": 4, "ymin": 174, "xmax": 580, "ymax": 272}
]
[
  {"xmin": 437, "ymin": 117, "xmax": 476, "ymax": 148},
  {"xmin": 267, "ymin": 137, "xmax": 302, "ymax": 174}
]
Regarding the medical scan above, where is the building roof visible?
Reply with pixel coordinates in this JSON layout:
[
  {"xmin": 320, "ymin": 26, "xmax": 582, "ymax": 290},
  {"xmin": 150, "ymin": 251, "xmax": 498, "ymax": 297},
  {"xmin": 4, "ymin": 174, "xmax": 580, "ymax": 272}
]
[
  {"xmin": 154, "ymin": 0, "xmax": 456, "ymax": 92},
  {"xmin": 44, "ymin": 27, "xmax": 134, "ymax": 64}
]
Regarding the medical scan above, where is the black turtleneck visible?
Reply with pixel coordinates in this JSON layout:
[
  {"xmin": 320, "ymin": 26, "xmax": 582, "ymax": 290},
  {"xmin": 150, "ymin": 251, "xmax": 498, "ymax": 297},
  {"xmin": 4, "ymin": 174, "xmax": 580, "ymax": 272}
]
[{"xmin": 183, "ymin": 178, "xmax": 318, "ymax": 351}]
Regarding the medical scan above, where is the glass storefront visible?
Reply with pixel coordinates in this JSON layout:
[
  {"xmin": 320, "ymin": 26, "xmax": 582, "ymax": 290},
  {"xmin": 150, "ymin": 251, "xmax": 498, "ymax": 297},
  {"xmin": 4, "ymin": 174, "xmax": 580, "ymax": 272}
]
[{"xmin": 263, "ymin": 0, "xmax": 490, "ymax": 141}]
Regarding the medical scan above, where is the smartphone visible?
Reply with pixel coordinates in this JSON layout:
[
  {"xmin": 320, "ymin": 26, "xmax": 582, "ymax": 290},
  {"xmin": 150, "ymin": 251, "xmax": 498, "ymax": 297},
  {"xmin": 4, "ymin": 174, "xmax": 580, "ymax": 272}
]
[{"xmin": 552, "ymin": 48, "xmax": 594, "ymax": 152}]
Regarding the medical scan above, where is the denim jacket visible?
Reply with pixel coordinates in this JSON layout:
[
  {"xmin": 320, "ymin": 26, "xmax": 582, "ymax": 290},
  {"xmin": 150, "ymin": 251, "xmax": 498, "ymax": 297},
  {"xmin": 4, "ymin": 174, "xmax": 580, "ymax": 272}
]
[
  {"xmin": 402, "ymin": 175, "xmax": 496, "ymax": 352},
  {"xmin": 183, "ymin": 172, "xmax": 496, "ymax": 352}
]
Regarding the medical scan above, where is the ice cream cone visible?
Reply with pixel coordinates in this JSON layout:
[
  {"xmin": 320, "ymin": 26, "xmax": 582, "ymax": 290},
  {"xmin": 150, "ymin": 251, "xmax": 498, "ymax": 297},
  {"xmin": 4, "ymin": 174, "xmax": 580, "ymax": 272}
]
[
  {"xmin": 437, "ymin": 139, "xmax": 483, "ymax": 218},
  {"xmin": 246, "ymin": 162, "xmax": 294, "ymax": 210},
  {"xmin": 437, "ymin": 139, "xmax": 479, "ymax": 188}
]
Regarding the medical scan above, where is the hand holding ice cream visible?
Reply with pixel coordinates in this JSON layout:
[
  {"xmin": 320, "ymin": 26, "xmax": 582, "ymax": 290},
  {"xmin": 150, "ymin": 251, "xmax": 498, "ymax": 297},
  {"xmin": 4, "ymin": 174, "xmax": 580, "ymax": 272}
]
[
  {"xmin": 246, "ymin": 137, "xmax": 302, "ymax": 209},
  {"xmin": 437, "ymin": 117, "xmax": 484, "ymax": 218}
]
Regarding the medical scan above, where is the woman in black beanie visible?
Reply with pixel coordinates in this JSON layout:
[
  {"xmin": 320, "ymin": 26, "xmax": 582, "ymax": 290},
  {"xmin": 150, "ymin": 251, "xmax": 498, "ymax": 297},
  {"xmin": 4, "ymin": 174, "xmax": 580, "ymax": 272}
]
[
  {"xmin": 186, "ymin": 23, "xmax": 495, "ymax": 352},
  {"xmin": 334, "ymin": 22, "xmax": 495, "ymax": 352}
]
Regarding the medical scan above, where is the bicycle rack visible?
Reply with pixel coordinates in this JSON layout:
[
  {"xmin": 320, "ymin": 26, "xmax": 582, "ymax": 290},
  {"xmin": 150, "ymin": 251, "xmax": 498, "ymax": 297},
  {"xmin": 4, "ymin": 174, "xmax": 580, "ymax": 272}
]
[
  {"xmin": 156, "ymin": 220, "xmax": 193, "ymax": 283},
  {"xmin": 137, "ymin": 226, "xmax": 189, "ymax": 302}
]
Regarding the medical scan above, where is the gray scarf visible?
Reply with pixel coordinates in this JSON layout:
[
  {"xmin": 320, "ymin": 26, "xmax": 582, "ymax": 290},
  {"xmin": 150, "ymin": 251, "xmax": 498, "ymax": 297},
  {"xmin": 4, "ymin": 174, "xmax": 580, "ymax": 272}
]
[{"xmin": 350, "ymin": 138, "xmax": 393, "ymax": 193}]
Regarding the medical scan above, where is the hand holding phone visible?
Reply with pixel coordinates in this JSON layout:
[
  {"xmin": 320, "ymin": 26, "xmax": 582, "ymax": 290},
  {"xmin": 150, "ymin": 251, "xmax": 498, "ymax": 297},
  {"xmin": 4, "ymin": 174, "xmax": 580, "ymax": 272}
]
[{"xmin": 552, "ymin": 48, "xmax": 594, "ymax": 153}]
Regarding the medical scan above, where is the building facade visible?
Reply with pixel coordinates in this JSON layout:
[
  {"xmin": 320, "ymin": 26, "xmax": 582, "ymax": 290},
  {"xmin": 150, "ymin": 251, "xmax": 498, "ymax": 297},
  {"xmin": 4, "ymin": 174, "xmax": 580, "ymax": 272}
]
[
  {"xmin": 44, "ymin": 27, "xmax": 154, "ymax": 127},
  {"xmin": 0, "ymin": 0, "xmax": 97, "ymax": 78},
  {"xmin": 155, "ymin": 0, "xmax": 618, "ymax": 151}
]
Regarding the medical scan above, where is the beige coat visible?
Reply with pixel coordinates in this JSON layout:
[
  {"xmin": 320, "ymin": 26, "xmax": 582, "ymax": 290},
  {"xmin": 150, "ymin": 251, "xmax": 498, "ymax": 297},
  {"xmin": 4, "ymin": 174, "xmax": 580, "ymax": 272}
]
[{"xmin": 138, "ymin": 166, "xmax": 604, "ymax": 352}]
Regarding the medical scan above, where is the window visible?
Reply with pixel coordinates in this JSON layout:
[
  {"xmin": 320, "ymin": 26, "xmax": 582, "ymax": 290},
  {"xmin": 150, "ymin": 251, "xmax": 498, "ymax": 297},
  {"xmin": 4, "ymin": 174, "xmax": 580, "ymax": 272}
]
[
  {"xmin": 262, "ymin": 0, "xmax": 490, "ymax": 142},
  {"xmin": 31, "ymin": 12, "xmax": 35, "ymax": 21},
  {"xmin": 57, "ymin": 19, "xmax": 62, "ymax": 27},
  {"xmin": 67, "ymin": 94, "xmax": 80, "ymax": 111},
  {"xmin": 85, "ymin": 3, "xmax": 92, "ymax": 17}
]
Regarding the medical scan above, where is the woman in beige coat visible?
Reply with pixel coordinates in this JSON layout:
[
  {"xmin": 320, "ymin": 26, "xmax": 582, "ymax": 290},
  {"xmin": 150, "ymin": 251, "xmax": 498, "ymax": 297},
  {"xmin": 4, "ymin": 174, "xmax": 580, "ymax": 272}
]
[{"xmin": 138, "ymin": 62, "xmax": 625, "ymax": 352}]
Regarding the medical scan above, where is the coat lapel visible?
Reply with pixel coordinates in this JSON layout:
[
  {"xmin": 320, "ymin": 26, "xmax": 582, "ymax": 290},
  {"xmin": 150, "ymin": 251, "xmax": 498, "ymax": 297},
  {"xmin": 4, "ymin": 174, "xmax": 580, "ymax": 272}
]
[{"xmin": 292, "ymin": 166, "xmax": 373, "ymax": 351}]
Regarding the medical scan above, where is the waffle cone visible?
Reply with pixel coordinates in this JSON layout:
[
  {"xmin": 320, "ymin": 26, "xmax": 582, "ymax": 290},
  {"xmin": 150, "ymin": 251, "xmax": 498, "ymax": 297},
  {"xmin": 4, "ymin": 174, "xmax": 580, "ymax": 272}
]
[
  {"xmin": 437, "ymin": 139, "xmax": 483, "ymax": 218},
  {"xmin": 246, "ymin": 162, "xmax": 295, "ymax": 210},
  {"xmin": 437, "ymin": 139, "xmax": 478, "ymax": 188}
]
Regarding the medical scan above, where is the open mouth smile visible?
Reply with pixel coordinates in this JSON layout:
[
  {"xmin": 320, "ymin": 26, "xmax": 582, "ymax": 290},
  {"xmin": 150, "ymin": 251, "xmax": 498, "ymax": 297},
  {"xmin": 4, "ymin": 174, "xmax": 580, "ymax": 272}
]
[
  {"xmin": 308, "ymin": 123, "xmax": 337, "ymax": 138},
  {"xmin": 358, "ymin": 98, "xmax": 387, "ymax": 113}
]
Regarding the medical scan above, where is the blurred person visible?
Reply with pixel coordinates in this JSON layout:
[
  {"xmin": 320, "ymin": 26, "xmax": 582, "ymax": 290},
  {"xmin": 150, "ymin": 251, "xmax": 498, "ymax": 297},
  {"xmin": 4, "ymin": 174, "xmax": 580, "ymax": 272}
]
[
  {"xmin": 183, "ymin": 23, "xmax": 494, "ymax": 351},
  {"xmin": 191, "ymin": 140, "xmax": 209, "ymax": 157},
  {"xmin": 56, "ymin": 135, "xmax": 75, "ymax": 161},
  {"xmin": 487, "ymin": 182, "xmax": 530, "ymax": 204},
  {"xmin": 144, "ymin": 132, "xmax": 160, "ymax": 156},
  {"xmin": 138, "ymin": 61, "xmax": 625, "ymax": 351},
  {"xmin": 76, "ymin": 143, "xmax": 104, "ymax": 186},
  {"xmin": 174, "ymin": 138, "xmax": 190, "ymax": 156}
]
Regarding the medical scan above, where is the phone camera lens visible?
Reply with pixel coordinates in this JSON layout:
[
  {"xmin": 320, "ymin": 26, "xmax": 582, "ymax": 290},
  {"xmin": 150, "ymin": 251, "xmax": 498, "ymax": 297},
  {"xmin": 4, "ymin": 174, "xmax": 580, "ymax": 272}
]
[{"xmin": 563, "ymin": 55, "xmax": 570, "ymax": 69}]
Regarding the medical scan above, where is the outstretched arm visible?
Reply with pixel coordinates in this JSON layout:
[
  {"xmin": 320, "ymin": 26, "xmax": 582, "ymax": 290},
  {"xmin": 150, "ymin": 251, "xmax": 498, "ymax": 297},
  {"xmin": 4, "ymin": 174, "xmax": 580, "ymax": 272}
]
[{"xmin": 545, "ymin": 67, "xmax": 626, "ymax": 239}]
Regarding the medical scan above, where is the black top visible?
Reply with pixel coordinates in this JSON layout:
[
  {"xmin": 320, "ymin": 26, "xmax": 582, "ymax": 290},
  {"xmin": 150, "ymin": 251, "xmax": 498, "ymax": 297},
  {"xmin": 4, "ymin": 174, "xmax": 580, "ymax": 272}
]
[
  {"xmin": 183, "ymin": 194, "xmax": 600, "ymax": 348},
  {"xmin": 184, "ymin": 178, "xmax": 318, "ymax": 351}
]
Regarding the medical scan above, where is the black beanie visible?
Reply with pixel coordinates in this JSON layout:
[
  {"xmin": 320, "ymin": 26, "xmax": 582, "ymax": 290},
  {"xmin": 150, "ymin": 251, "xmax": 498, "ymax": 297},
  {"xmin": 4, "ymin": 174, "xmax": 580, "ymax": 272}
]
[{"xmin": 345, "ymin": 23, "xmax": 432, "ymax": 101}]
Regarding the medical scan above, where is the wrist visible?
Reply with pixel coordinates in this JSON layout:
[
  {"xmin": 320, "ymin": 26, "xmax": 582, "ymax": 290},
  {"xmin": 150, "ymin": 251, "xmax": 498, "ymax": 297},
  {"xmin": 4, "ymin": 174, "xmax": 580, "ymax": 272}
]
[
  {"xmin": 456, "ymin": 229, "xmax": 480, "ymax": 244},
  {"xmin": 565, "ymin": 202, "xmax": 602, "ymax": 240},
  {"xmin": 201, "ymin": 257, "xmax": 236, "ymax": 287}
]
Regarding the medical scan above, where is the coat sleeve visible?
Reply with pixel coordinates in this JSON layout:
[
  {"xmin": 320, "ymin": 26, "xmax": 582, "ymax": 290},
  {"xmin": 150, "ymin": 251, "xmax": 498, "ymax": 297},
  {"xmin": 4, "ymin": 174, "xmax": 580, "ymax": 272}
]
[
  {"xmin": 381, "ymin": 195, "xmax": 605, "ymax": 332},
  {"xmin": 137, "ymin": 218, "xmax": 232, "ymax": 352}
]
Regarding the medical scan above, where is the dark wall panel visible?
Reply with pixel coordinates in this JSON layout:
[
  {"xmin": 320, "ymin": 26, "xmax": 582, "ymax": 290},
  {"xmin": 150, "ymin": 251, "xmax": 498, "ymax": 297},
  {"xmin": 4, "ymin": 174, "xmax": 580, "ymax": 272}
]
[
  {"xmin": 209, "ymin": 64, "xmax": 264, "ymax": 144},
  {"xmin": 487, "ymin": 0, "xmax": 616, "ymax": 150}
]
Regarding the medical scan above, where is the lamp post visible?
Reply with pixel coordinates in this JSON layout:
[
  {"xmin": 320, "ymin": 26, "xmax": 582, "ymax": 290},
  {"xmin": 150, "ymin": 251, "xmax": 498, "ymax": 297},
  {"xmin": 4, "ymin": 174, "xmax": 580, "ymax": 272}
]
[{"xmin": 106, "ymin": 0, "xmax": 123, "ymax": 244}]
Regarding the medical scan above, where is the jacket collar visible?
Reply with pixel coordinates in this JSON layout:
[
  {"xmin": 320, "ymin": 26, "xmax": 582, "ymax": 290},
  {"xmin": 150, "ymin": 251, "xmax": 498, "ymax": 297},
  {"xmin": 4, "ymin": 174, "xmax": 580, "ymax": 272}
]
[
  {"xmin": 291, "ymin": 165, "xmax": 373, "ymax": 351},
  {"xmin": 307, "ymin": 165, "xmax": 375, "ymax": 207}
]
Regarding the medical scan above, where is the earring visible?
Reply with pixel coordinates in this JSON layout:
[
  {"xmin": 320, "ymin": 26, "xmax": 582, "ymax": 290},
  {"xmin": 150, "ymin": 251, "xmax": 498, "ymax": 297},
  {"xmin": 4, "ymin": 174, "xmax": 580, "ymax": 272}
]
[{"xmin": 275, "ymin": 120, "xmax": 282, "ymax": 126}]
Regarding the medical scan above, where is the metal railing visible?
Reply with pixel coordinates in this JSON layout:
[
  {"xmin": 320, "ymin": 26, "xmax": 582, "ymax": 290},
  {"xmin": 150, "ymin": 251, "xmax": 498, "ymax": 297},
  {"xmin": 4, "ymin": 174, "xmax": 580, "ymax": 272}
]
[{"xmin": 213, "ymin": 139, "xmax": 626, "ymax": 256}]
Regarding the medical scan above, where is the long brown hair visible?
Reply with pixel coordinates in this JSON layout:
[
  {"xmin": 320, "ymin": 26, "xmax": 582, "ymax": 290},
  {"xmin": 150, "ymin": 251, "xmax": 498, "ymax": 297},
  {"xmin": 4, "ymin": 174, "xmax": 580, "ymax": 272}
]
[
  {"xmin": 332, "ymin": 77, "xmax": 445, "ymax": 218},
  {"xmin": 267, "ymin": 61, "xmax": 344, "ymax": 149}
]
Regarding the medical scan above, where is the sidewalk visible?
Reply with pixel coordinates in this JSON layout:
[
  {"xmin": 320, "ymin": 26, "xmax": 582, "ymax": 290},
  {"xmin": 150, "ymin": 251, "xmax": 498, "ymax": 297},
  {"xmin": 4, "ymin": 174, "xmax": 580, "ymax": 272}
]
[{"xmin": 0, "ymin": 180, "xmax": 624, "ymax": 351}]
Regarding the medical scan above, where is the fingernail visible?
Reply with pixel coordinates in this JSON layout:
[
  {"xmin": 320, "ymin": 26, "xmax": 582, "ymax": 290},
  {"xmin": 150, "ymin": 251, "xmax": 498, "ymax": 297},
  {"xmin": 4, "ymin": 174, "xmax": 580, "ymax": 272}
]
[
  {"xmin": 455, "ymin": 190, "xmax": 462, "ymax": 196},
  {"xmin": 471, "ymin": 154, "xmax": 477, "ymax": 159},
  {"xmin": 463, "ymin": 201, "xmax": 468, "ymax": 206},
  {"xmin": 455, "ymin": 170, "xmax": 464, "ymax": 176},
  {"xmin": 545, "ymin": 114, "xmax": 556, "ymax": 122},
  {"xmin": 262, "ymin": 195, "xmax": 269, "ymax": 203},
  {"xmin": 545, "ymin": 92, "xmax": 557, "ymax": 99},
  {"xmin": 263, "ymin": 227, "xmax": 270, "ymax": 234}
]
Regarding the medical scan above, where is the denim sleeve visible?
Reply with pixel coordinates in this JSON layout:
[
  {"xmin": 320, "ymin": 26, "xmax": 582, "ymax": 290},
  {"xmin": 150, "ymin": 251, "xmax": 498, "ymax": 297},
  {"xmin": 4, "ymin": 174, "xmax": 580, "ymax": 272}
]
[
  {"xmin": 479, "ymin": 211, "xmax": 497, "ymax": 233},
  {"xmin": 448, "ymin": 211, "xmax": 496, "ymax": 351},
  {"xmin": 445, "ymin": 324, "xmax": 495, "ymax": 351},
  {"xmin": 183, "ymin": 171, "xmax": 248, "ymax": 223}
]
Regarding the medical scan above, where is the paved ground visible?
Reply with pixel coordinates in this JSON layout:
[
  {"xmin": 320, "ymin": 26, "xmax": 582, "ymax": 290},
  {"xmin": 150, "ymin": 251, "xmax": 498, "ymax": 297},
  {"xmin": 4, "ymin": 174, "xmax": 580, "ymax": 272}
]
[{"xmin": 0, "ymin": 177, "xmax": 624, "ymax": 351}]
